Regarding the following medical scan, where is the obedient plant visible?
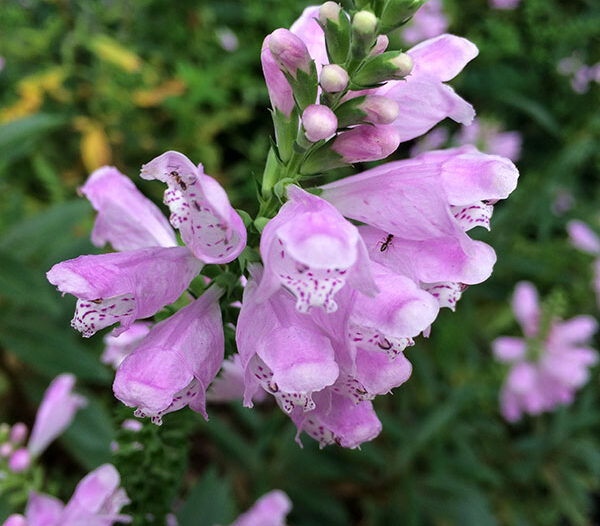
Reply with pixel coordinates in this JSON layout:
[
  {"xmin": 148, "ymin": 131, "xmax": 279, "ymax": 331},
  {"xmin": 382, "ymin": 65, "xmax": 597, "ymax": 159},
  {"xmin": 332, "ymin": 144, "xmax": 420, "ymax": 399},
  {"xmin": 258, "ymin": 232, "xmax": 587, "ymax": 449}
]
[
  {"xmin": 46, "ymin": 1, "xmax": 518, "ymax": 450},
  {"xmin": 492, "ymin": 282, "xmax": 598, "ymax": 422}
]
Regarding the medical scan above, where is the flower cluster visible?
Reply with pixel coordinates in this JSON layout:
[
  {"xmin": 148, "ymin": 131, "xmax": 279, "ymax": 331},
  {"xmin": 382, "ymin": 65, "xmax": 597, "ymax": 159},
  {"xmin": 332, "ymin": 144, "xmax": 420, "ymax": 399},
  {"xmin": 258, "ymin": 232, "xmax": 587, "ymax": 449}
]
[
  {"xmin": 557, "ymin": 53, "xmax": 600, "ymax": 94},
  {"xmin": 493, "ymin": 282, "xmax": 598, "ymax": 422},
  {"xmin": 45, "ymin": 2, "xmax": 518, "ymax": 449}
]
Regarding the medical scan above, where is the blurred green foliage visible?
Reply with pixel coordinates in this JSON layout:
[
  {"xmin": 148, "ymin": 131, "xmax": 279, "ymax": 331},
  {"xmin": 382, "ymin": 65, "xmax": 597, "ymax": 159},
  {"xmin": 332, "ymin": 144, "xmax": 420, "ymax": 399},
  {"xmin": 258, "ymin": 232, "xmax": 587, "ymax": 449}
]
[{"xmin": 1, "ymin": 0, "xmax": 600, "ymax": 525}]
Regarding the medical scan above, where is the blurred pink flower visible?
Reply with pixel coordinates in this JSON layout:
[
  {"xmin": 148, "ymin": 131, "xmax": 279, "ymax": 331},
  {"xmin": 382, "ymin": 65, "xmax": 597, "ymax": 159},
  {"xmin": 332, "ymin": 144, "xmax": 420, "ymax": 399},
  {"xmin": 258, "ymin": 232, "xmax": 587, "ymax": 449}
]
[
  {"xmin": 493, "ymin": 282, "xmax": 598, "ymax": 422},
  {"xmin": 230, "ymin": 490, "xmax": 291, "ymax": 526},
  {"xmin": 402, "ymin": 0, "xmax": 449, "ymax": 44}
]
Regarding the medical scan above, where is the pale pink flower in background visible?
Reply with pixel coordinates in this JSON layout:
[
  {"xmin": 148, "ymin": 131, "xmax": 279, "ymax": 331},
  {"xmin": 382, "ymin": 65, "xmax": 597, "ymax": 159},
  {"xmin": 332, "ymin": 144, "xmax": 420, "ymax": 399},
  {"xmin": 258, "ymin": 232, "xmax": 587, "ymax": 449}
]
[
  {"xmin": 568, "ymin": 220, "xmax": 600, "ymax": 308},
  {"xmin": 402, "ymin": 0, "xmax": 449, "ymax": 44},
  {"xmin": 2, "ymin": 464, "xmax": 130, "ymax": 526},
  {"xmin": 493, "ymin": 282, "xmax": 598, "ymax": 422},
  {"xmin": 229, "ymin": 490, "xmax": 291, "ymax": 526},
  {"xmin": 28, "ymin": 374, "xmax": 86, "ymax": 457},
  {"xmin": 490, "ymin": 0, "xmax": 521, "ymax": 10},
  {"xmin": 457, "ymin": 118, "xmax": 522, "ymax": 161},
  {"xmin": 216, "ymin": 27, "xmax": 239, "ymax": 52}
]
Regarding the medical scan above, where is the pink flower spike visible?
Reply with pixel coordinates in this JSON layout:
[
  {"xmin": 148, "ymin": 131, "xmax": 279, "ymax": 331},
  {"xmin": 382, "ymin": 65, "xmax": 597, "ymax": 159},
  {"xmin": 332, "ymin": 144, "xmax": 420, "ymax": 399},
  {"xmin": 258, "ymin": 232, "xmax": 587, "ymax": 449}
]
[
  {"xmin": 8, "ymin": 448, "xmax": 31, "ymax": 473},
  {"xmin": 47, "ymin": 246, "xmax": 203, "ymax": 337},
  {"xmin": 28, "ymin": 374, "xmax": 86, "ymax": 457},
  {"xmin": 230, "ymin": 490, "xmax": 292, "ymax": 526},
  {"xmin": 256, "ymin": 186, "xmax": 377, "ymax": 313},
  {"xmin": 102, "ymin": 322, "xmax": 152, "ymax": 369},
  {"xmin": 567, "ymin": 220, "xmax": 600, "ymax": 255},
  {"xmin": 80, "ymin": 166, "xmax": 177, "ymax": 251},
  {"xmin": 512, "ymin": 281, "xmax": 540, "ymax": 338},
  {"xmin": 492, "ymin": 337, "xmax": 527, "ymax": 362},
  {"xmin": 141, "ymin": 151, "xmax": 247, "ymax": 264},
  {"xmin": 113, "ymin": 287, "xmax": 224, "ymax": 424}
]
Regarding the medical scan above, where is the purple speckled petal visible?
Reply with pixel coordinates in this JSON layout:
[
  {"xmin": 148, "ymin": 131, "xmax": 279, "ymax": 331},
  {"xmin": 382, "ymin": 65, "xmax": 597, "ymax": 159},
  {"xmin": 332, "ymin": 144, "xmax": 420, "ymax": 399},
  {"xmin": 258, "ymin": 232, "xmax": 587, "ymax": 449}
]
[
  {"xmin": 256, "ymin": 186, "xmax": 377, "ymax": 312},
  {"xmin": 141, "ymin": 151, "xmax": 246, "ymax": 264},
  {"xmin": 47, "ymin": 246, "xmax": 203, "ymax": 337}
]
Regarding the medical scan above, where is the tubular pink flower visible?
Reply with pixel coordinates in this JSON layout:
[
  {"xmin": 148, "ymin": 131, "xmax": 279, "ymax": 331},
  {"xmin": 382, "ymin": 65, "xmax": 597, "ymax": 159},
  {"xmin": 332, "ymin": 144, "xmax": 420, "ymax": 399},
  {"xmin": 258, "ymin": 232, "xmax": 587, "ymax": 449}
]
[
  {"xmin": 261, "ymin": 36, "xmax": 295, "ymax": 117},
  {"xmin": 28, "ymin": 374, "xmax": 86, "ymax": 457},
  {"xmin": 321, "ymin": 146, "xmax": 518, "ymax": 285},
  {"xmin": 80, "ymin": 166, "xmax": 177, "ymax": 251},
  {"xmin": 332, "ymin": 125, "xmax": 401, "ymax": 164},
  {"xmin": 346, "ymin": 262, "xmax": 439, "ymax": 359},
  {"xmin": 141, "ymin": 151, "xmax": 246, "ymax": 264},
  {"xmin": 102, "ymin": 322, "xmax": 152, "ymax": 369},
  {"xmin": 113, "ymin": 287, "xmax": 224, "ymax": 424},
  {"xmin": 255, "ymin": 186, "xmax": 377, "ymax": 313},
  {"xmin": 237, "ymin": 266, "xmax": 339, "ymax": 413},
  {"xmin": 230, "ymin": 490, "xmax": 291, "ymax": 526},
  {"xmin": 47, "ymin": 246, "xmax": 203, "ymax": 337},
  {"xmin": 2, "ymin": 516, "xmax": 27, "ymax": 526}
]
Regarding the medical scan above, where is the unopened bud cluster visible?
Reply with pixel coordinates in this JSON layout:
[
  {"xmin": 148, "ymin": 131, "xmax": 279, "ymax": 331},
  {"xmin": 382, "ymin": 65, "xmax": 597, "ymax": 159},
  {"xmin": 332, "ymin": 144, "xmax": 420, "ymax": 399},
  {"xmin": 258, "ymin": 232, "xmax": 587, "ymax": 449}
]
[{"xmin": 260, "ymin": 3, "xmax": 416, "ymax": 182}]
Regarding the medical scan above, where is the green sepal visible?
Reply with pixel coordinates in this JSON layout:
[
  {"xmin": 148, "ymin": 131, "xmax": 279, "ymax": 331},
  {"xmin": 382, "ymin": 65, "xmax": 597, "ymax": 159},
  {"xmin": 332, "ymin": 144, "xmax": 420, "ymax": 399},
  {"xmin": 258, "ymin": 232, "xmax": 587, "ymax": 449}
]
[
  {"xmin": 272, "ymin": 109, "xmax": 298, "ymax": 163},
  {"xmin": 253, "ymin": 216, "xmax": 271, "ymax": 233},
  {"xmin": 299, "ymin": 138, "xmax": 346, "ymax": 175},
  {"xmin": 319, "ymin": 15, "xmax": 351, "ymax": 65},
  {"xmin": 352, "ymin": 50, "xmax": 408, "ymax": 85},
  {"xmin": 284, "ymin": 62, "xmax": 319, "ymax": 111},
  {"xmin": 379, "ymin": 0, "xmax": 425, "ymax": 32},
  {"xmin": 334, "ymin": 95, "xmax": 369, "ymax": 127}
]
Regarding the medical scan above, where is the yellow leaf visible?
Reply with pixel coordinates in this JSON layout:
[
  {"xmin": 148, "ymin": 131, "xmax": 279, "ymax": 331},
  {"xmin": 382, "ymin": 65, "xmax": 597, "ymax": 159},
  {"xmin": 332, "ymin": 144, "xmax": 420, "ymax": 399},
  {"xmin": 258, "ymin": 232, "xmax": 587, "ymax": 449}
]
[
  {"xmin": 132, "ymin": 78, "xmax": 187, "ymax": 107},
  {"xmin": 89, "ymin": 35, "xmax": 142, "ymax": 73},
  {"xmin": 75, "ymin": 118, "xmax": 112, "ymax": 172}
]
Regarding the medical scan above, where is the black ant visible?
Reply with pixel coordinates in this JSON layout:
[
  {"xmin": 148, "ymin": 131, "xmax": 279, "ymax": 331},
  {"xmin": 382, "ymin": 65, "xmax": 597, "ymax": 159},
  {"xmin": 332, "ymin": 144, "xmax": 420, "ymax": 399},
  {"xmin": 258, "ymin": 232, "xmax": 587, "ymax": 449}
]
[
  {"xmin": 378, "ymin": 233, "xmax": 394, "ymax": 252},
  {"xmin": 170, "ymin": 170, "xmax": 187, "ymax": 190}
]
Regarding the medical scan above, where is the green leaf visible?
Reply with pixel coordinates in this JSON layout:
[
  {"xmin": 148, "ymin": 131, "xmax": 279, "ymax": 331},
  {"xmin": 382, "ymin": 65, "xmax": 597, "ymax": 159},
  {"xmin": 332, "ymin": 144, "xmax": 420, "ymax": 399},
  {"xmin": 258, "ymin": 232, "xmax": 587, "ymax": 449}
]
[{"xmin": 177, "ymin": 468, "xmax": 236, "ymax": 526}]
